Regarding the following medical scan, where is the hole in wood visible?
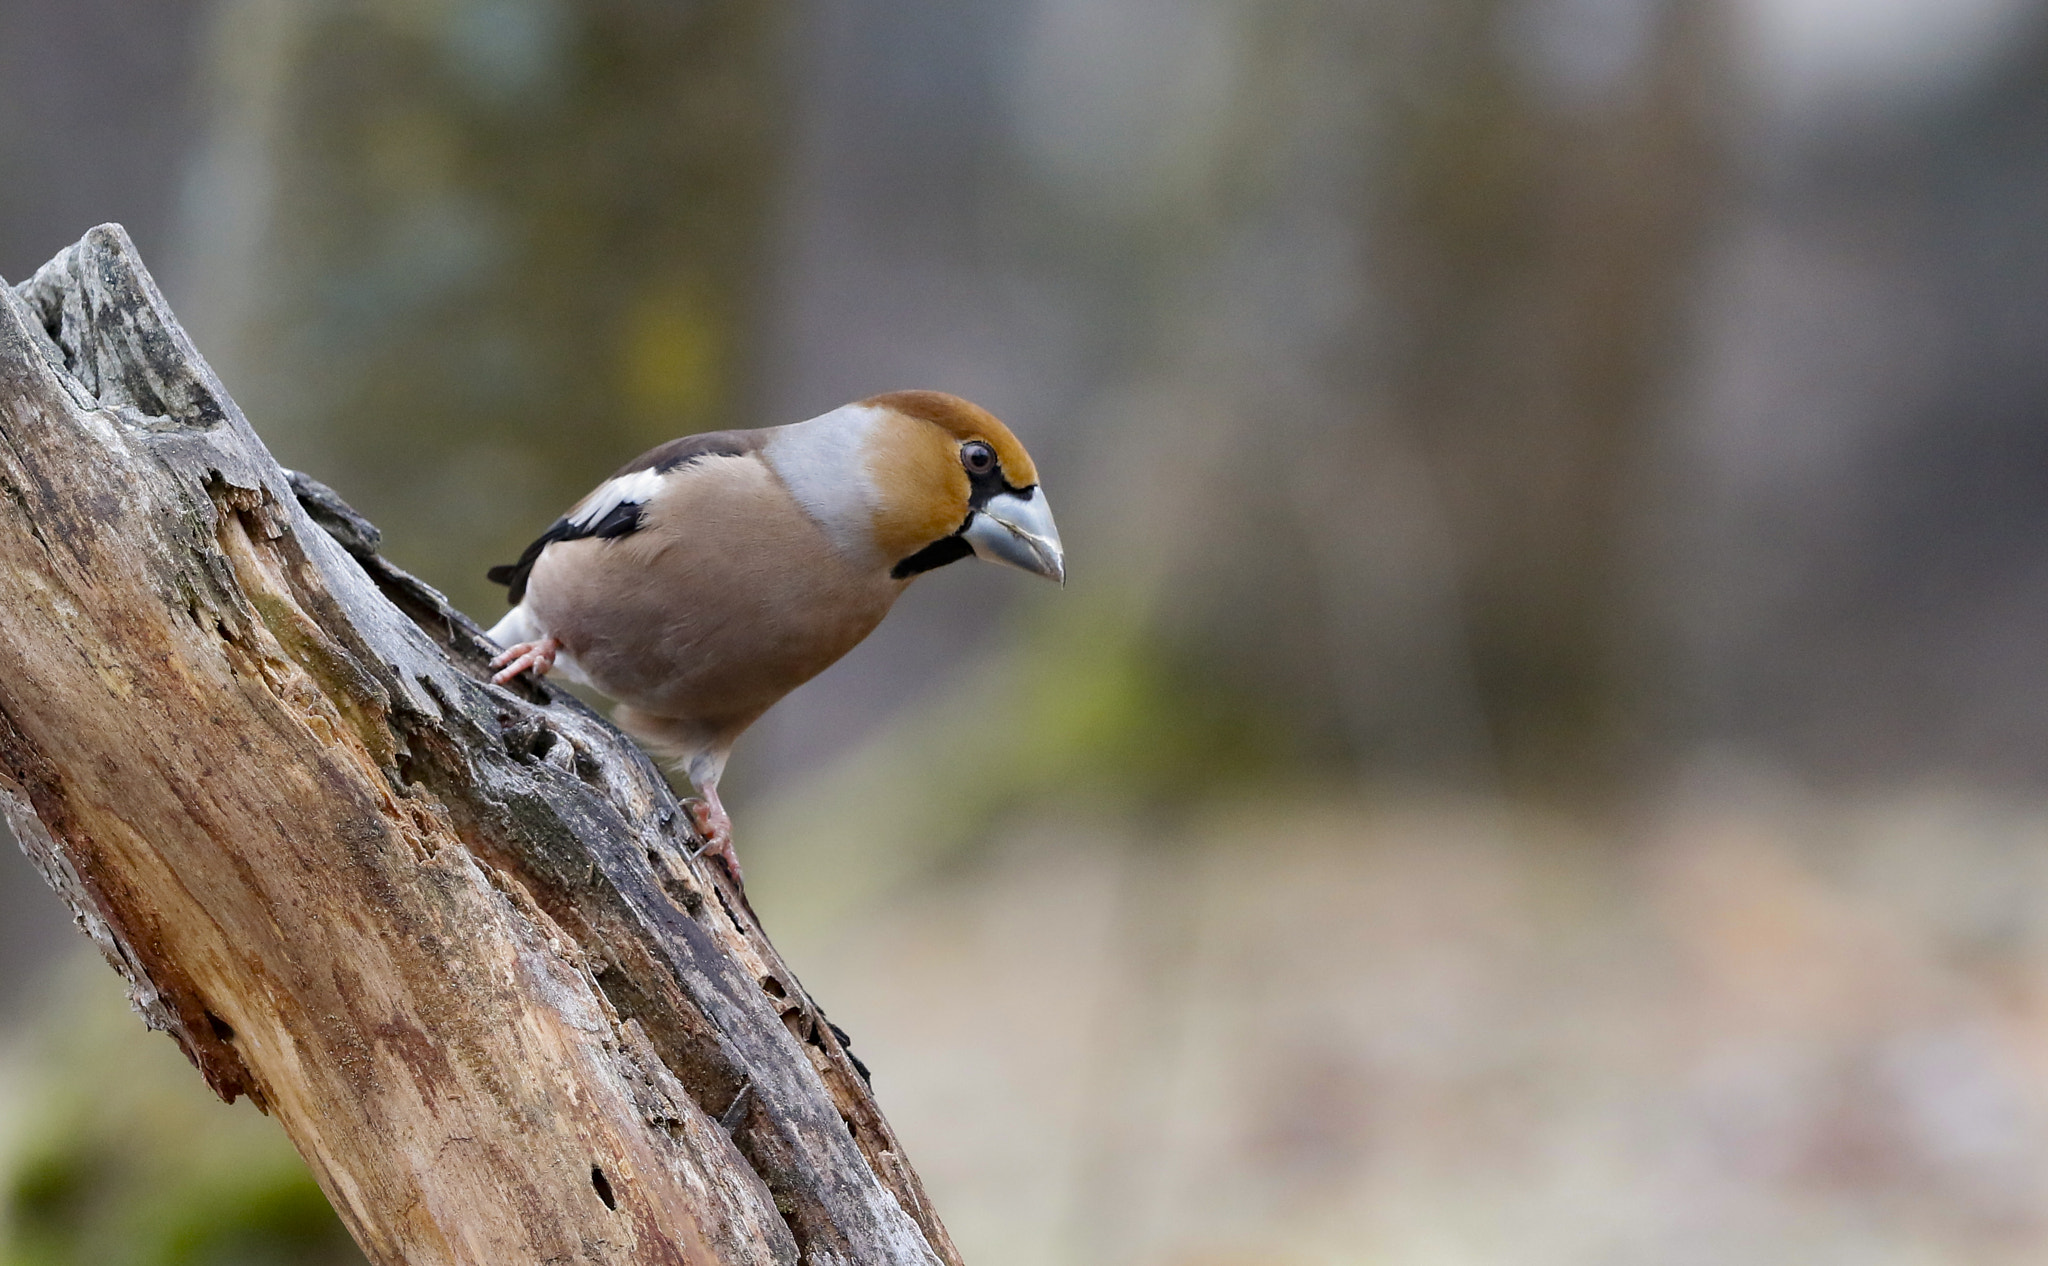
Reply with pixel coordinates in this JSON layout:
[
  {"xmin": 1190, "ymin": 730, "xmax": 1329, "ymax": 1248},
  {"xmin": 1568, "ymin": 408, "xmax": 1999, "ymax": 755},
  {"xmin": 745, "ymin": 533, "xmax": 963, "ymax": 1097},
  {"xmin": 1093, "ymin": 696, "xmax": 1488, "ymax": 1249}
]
[
  {"xmin": 759, "ymin": 976, "xmax": 787, "ymax": 999},
  {"xmin": 590, "ymin": 1166, "xmax": 616, "ymax": 1211},
  {"xmin": 205, "ymin": 1010, "xmax": 235, "ymax": 1042}
]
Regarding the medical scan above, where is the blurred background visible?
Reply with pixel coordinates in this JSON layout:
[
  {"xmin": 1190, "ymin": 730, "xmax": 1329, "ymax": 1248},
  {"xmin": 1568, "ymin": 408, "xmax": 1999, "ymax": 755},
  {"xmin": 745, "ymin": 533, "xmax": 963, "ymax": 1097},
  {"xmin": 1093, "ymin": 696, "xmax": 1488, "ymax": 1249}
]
[{"xmin": 5, "ymin": 0, "xmax": 2048, "ymax": 1260}]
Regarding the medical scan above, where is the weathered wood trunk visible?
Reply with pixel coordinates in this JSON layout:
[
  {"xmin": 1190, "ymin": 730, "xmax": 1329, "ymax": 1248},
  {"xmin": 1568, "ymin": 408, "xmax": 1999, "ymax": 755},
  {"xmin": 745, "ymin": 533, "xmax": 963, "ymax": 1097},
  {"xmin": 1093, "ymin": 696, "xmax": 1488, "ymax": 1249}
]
[{"xmin": 0, "ymin": 224, "xmax": 960, "ymax": 1266}]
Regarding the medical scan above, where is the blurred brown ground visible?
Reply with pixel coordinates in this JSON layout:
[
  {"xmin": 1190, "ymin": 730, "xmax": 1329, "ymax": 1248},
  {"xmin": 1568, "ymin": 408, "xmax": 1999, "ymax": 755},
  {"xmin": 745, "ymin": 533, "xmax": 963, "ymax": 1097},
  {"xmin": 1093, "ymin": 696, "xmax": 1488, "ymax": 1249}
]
[{"xmin": 776, "ymin": 781, "xmax": 2048, "ymax": 1264}]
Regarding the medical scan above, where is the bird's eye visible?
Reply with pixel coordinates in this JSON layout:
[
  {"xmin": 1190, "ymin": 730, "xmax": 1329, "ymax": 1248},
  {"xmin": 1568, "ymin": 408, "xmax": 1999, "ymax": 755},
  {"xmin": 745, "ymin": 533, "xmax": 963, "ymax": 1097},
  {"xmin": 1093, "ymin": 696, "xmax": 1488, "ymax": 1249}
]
[{"xmin": 961, "ymin": 441, "xmax": 997, "ymax": 476}]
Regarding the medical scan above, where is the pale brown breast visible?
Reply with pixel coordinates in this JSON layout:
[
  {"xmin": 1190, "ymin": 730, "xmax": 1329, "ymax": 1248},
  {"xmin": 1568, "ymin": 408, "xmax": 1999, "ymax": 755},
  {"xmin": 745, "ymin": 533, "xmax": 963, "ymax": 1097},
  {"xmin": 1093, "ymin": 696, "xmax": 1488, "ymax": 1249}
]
[{"xmin": 523, "ymin": 454, "xmax": 903, "ymax": 739}]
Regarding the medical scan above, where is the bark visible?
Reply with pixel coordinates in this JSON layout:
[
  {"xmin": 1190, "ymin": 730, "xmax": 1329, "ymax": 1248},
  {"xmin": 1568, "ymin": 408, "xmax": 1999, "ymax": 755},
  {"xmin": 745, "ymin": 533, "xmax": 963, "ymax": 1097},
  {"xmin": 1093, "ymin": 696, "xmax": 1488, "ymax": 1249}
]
[{"xmin": 0, "ymin": 224, "xmax": 960, "ymax": 1266}]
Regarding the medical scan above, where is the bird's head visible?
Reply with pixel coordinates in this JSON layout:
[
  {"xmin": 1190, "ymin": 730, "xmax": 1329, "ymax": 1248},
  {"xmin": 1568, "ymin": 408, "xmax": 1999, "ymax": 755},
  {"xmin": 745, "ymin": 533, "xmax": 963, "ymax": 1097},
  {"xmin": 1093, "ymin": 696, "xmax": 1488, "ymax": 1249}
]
[{"xmin": 766, "ymin": 389, "xmax": 1065, "ymax": 584}]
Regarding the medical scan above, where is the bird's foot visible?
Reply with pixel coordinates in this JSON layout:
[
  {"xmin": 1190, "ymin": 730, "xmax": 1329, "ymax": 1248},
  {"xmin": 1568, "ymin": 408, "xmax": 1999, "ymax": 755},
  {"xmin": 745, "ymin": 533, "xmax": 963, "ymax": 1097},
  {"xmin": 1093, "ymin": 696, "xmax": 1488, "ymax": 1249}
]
[
  {"xmin": 490, "ymin": 636, "xmax": 560, "ymax": 685},
  {"xmin": 684, "ymin": 798, "xmax": 742, "ymax": 885}
]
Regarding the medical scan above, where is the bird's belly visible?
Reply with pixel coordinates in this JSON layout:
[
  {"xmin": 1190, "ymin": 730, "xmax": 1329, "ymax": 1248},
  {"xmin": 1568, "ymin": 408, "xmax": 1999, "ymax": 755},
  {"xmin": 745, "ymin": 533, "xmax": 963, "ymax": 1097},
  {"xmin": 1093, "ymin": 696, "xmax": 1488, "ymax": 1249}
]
[
  {"xmin": 526, "ymin": 526, "xmax": 898, "ymax": 733},
  {"xmin": 579, "ymin": 597, "xmax": 888, "ymax": 725}
]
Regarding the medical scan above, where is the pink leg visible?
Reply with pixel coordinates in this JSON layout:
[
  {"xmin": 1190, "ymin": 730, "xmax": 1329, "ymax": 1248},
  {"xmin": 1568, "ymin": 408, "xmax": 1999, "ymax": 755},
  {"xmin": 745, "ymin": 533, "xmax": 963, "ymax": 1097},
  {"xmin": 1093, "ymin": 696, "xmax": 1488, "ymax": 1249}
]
[
  {"xmin": 686, "ymin": 782, "xmax": 741, "ymax": 884},
  {"xmin": 490, "ymin": 635, "xmax": 560, "ymax": 685}
]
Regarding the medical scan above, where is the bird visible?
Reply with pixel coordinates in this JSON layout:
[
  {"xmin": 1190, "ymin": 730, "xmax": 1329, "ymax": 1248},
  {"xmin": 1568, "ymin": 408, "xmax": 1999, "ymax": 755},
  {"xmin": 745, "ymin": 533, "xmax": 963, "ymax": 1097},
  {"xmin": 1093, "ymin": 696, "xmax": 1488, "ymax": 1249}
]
[{"xmin": 482, "ymin": 390, "xmax": 1064, "ymax": 882}]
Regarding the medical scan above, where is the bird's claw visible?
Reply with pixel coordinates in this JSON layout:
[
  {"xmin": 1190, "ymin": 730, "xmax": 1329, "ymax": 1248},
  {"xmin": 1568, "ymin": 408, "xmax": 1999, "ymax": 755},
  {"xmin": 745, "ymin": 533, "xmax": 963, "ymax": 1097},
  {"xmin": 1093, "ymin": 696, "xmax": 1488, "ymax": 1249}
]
[
  {"xmin": 490, "ymin": 637, "xmax": 559, "ymax": 685},
  {"xmin": 684, "ymin": 798, "xmax": 742, "ymax": 885}
]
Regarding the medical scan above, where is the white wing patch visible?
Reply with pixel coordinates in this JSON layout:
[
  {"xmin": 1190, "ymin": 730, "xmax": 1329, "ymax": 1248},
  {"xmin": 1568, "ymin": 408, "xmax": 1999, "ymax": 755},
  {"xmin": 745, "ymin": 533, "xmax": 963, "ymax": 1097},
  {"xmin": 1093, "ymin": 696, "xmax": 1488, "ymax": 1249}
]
[{"xmin": 567, "ymin": 468, "xmax": 667, "ymax": 531}]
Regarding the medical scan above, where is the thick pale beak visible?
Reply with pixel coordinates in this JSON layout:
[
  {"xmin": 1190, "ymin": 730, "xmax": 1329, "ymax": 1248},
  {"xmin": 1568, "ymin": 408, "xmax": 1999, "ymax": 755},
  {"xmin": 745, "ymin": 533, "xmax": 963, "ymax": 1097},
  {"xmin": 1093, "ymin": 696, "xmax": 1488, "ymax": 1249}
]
[{"xmin": 962, "ymin": 487, "xmax": 1065, "ymax": 584}]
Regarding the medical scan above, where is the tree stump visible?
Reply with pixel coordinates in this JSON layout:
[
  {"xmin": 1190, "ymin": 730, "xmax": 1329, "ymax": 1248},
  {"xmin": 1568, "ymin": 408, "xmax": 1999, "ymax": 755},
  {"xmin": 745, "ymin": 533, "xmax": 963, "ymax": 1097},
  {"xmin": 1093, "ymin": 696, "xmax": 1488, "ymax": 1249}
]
[{"xmin": 0, "ymin": 224, "xmax": 960, "ymax": 1266}]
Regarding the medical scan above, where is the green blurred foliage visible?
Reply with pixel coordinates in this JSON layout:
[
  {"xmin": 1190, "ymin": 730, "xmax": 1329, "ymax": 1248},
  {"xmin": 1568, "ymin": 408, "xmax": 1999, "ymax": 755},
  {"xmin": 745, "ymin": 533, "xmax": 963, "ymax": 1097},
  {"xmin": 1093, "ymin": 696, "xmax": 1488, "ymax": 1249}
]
[
  {"xmin": 204, "ymin": 0, "xmax": 789, "ymax": 619},
  {"xmin": 927, "ymin": 0, "xmax": 1729, "ymax": 814},
  {"xmin": 1005, "ymin": 609, "xmax": 1304, "ymax": 810},
  {"xmin": 0, "ymin": 961, "xmax": 361, "ymax": 1266}
]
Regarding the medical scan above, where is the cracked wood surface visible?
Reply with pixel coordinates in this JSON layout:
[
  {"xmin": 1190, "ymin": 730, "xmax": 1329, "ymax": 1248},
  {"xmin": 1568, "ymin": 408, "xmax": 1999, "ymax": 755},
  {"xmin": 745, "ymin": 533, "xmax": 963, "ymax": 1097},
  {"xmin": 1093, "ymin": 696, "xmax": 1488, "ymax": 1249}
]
[{"xmin": 0, "ymin": 225, "xmax": 960, "ymax": 1266}]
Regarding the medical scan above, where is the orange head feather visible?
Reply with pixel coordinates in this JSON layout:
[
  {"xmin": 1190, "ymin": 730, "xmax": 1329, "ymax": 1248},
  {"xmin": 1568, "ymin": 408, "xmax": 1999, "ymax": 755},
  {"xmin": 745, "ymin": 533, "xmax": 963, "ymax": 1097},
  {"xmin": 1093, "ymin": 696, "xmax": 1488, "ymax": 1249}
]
[{"xmin": 859, "ymin": 391, "xmax": 1042, "ymax": 565}]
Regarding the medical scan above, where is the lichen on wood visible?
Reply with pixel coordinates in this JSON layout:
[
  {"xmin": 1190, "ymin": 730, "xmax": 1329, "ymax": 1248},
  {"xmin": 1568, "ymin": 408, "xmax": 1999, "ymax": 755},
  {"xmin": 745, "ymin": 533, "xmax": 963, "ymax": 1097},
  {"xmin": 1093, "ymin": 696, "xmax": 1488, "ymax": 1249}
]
[{"xmin": 0, "ymin": 224, "xmax": 959, "ymax": 1266}]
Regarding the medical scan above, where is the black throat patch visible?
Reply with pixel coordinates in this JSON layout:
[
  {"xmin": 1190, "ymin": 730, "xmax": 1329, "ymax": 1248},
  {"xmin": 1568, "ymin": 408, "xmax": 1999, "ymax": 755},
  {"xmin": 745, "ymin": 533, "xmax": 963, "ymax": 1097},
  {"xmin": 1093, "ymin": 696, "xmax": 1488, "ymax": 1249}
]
[{"xmin": 891, "ymin": 534, "xmax": 974, "ymax": 579}]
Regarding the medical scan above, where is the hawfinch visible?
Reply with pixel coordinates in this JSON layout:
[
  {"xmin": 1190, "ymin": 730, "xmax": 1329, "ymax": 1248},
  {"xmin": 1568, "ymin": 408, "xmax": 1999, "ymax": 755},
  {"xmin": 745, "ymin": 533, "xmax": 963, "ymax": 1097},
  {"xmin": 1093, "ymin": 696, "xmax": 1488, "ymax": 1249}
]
[{"xmin": 484, "ymin": 390, "xmax": 1063, "ymax": 880}]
